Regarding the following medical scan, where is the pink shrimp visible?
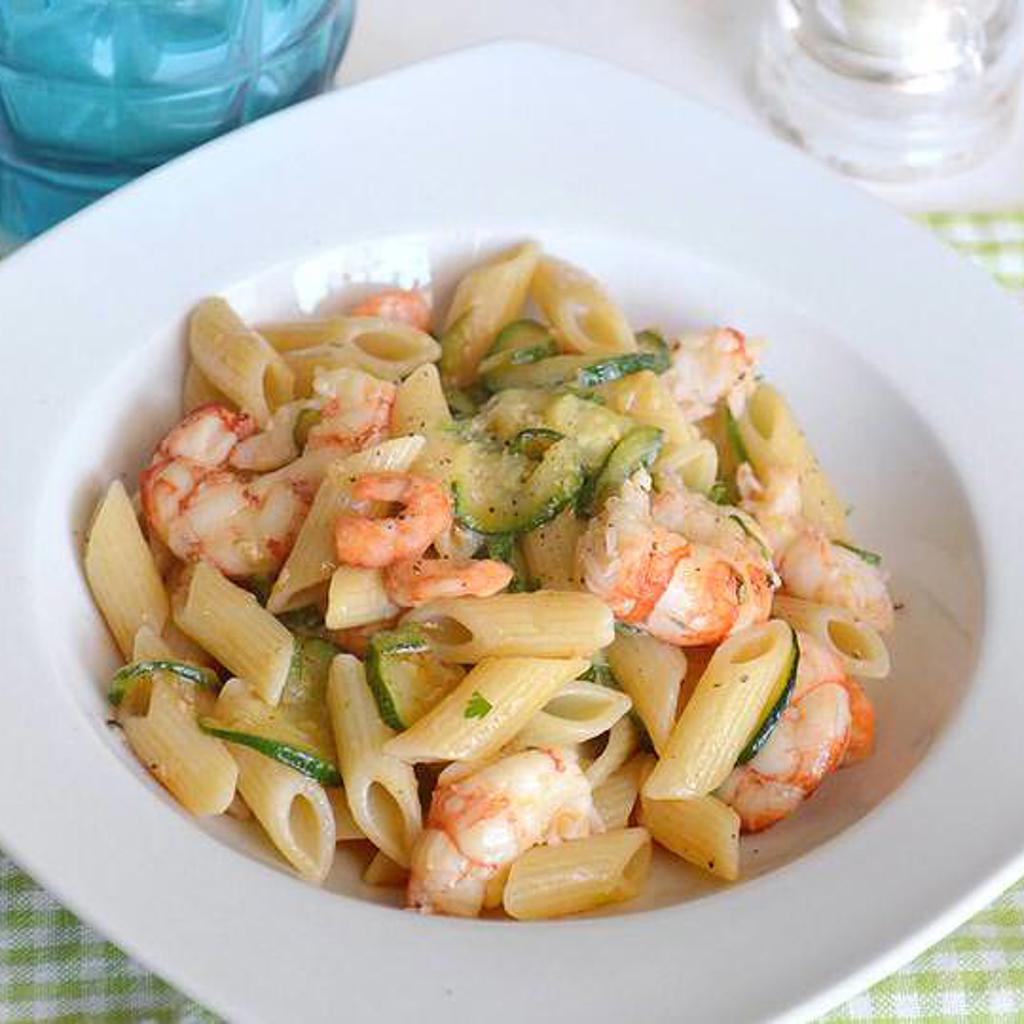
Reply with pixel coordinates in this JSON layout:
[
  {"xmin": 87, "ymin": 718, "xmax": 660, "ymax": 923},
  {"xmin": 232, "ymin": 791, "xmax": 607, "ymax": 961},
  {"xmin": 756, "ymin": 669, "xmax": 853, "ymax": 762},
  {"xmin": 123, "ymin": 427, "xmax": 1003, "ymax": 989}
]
[
  {"xmin": 717, "ymin": 631, "xmax": 874, "ymax": 832},
  {"xmin": 350, "ymin": 287, "xmax": 432, "ymax": 332},
  {"xmin": 577, "ymin": 472, "xmax": 774, "ymax": 647},
  {"xmin": 140, "ymin": 403, "xmax": 322, "ymax": 577},
  {"xmin": 662, "ymin": 327, "xmax": 763, "ymax": 422},
  {"xmin": 334, "ymin": 472, "xmax": 453, "ymax": 568},
  {"xmin": 407, "ymin": 748, "xmax": 599, "ymax": 917},
  {"xmin": 383, "ymin": 557, "xmax": 514, "ymax": 607}
]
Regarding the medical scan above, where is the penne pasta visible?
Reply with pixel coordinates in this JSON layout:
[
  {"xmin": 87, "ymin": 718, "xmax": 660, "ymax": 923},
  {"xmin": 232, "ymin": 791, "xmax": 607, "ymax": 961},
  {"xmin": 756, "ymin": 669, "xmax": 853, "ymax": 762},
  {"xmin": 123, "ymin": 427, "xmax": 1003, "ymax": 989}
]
[
  {"xmin": 737, "ymin": 383, "xmax": 849, "ymax": 541},
  {"xmin": 640, "ymin": 792, "xmax": 740, "ymax": 882},
  {"xmin": 182, "ymin": 360, "xmax": 232, "ymax": 413},
  {"xmin": 772, "ymin": 594, "xmax": 890, "ymax": 679},
  {"xmin": 515, "ymin": 679, "xmax": 632, "ymax": 748},
  {"xmin": 585, "ymin": 715, "xmax": 640, "ymax": 789},
  {"xmin": 267, "ymin": 436, "xmax": 425, "ymax": 613},
  {"xmin": 441, "ymin": 241, "xmax": 540, "ymax": 386},
  {"xmin": 592, "ymin": 753, "xmax": 653, "ymax": 830},
  {"xmin": 230, "ymin": 745, "xmax": 336, "ymax": 883},
  {"xmin": 530, "ymin": 255, "xmax": 636, "ymax": 355},
  {"xmin": 174, "ymin": 561, "xmax": 294, "ymax": 705},
  {"xmin": 327, "ymin": 787, "xmax": 366, "ymax": 842},
  {"xmin": 122, "ymin": 629, "xmax": 237, "ymax": 817},
  {"xmin": 265, "ymin": 316, "xmax": 440, "ymax": 388},
  {"xmin": 327, "ymin": 654, "xmax": 422, "ymax": 867},
  {"xmin": 606, "ymin": 631, "xmax": 686, "ymax": 755},
  {"xmin": 653, "ymin": 437, "xmax": 720, "ymax": 496},
  {"xmin": 482, "ymin": 863, "xmax": 512, "ymax": 911},
  {"xmin": 189, "ymin": 297, "xmax": 294, "ymax": 427},
  {"xmin": 520, "ymin": 508, "xmax": 583, "ymax": 591},
  {"xmin": 644, "ymin": 620, "xmax": 796, "ymax": 800},
  {"xmin": 503, "ymin": 828, "xmax": 651, "ymax": 920},
  {"xmin": 383, "ymin": 656, "xmax": 589, "ymax": 763},
  {"xmin": 391, "ymin": 363, "xmax": 452, "ymax": 436},
  {"xmin": 597, "ymin": 370, "xmax": 698, "ymax": 446},
  {"xmin": 405, "ymin": 592, "xmax": 614, "ymax": 663},
  {"xmin": 325, "ymin": 566, "xmax": 400, "ymax": 630},
  {"xmin": 362, "ymin": 850, "xmax": 410, "ymax": 888},
  {"xmin": 84, "ymin": 480, "xmax": 169, "ymax": 658}
]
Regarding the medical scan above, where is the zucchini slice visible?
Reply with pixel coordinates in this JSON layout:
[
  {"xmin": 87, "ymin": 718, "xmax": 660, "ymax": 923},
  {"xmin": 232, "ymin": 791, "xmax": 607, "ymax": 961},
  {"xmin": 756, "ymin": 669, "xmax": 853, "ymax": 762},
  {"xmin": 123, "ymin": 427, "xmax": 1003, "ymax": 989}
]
[
  {"xmin": 452, "ymin": 436, "xmax": 586, "ymax": 534},
  {"xmin": 579, "ymin": 425, "xmax": 664, "ymax": 515},
  {"xmin": 736, "ymin": 625, "xmax": 799, "ymax": 764},
  {"xmin": 508, "ymin": 427, "xmax": 564, "ymax": 458},
  {"xmin": 198, "ymin": 721, "xmax": 342, "ymax": 786},
  {"xmin": 490, "ymin": 318, "xmax": 554, "ymax": 354},
  {"xmin": 366, "ymin": 625, "xmax": 463, "ymax": 731},
  {"xmin": 635, "ymin": 329, "xmax": 671, "ymax": 373},
  {"xmin": 108, "ymin": 659, "xmax": 220, "ymax": 708},
  {"xmin": 483, "ymin": 350, "xmax": 662, "ymax": 392},
  {"xmin": 203, "ymin": 636, "xmax": 341, "ymax": 783}
]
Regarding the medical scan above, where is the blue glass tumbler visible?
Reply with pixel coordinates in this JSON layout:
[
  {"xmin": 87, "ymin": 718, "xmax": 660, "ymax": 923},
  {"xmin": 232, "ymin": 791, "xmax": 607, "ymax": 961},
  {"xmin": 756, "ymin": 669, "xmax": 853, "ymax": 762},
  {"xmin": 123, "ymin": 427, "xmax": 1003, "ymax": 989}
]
[{"xmin": 0, "ymin": 0, "xmax": 355, "ymax": 244}]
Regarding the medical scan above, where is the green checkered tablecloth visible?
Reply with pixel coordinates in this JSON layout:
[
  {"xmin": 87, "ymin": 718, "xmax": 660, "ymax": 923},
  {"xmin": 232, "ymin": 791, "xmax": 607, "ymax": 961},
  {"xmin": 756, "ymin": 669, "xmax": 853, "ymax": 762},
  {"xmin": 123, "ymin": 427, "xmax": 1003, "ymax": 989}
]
[{"xmin": 2, "ymin": 212, "xmax": 1022, "ymax": 1023}]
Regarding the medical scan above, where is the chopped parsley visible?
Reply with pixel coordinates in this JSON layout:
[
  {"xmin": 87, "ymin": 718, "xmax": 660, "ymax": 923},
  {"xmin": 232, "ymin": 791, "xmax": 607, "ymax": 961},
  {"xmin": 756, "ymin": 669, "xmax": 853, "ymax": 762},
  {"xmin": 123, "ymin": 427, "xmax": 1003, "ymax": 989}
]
[{"xmin": 464, "ymin": 690, "xmax": 493, "ymax": 719}]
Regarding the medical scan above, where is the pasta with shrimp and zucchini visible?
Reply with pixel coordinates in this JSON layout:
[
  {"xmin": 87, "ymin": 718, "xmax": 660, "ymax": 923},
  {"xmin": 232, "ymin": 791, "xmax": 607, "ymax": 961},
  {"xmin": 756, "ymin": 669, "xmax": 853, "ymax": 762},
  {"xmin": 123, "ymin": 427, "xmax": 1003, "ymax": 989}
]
[{"xmin": 84, "ymin": 242, "xmax": 895, "ymax": 917}]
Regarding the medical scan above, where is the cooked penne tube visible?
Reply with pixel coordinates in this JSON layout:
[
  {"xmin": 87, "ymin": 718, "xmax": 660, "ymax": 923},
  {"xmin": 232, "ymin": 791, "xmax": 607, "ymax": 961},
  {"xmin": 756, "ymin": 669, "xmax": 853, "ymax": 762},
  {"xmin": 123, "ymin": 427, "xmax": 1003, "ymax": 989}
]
[
  {"xmin": 174, "ymin": 561, "xmax": 294, "ymax": 705},
  {"xmin": 653, "ymin": 437, "xmax": 719, "ymax": 496},
  {"xmin": 441, "ymin": 241, "xmax": 540, "ymax": 385},
  {"xmin": 515, "ymin": 680, "xmax": 632, "ymax": 748},
  {"xmin": 327, "ymin": 654, "xmax": 422, "ymax": 867},
  {"xmin": 327, "ymin": 788, "xmax": 366, "ymax": 842},
  {"xmin": 267, "ymin": 436, "xmax": 425, "ymax": 613},
  {"xmin": 182, "ymin": 360, "xmax": 232, "ymax": 413},
  {"xmin": 737, "ymin": 383, "xmax": 849, "ymax": 541},
  {"xmin": 383, "ymin": 656, "xmax": 589, "ymax": 763},
  {"xmin": 592, "ymin": 753, "xmax": 653, "ymax": 830},
  {"xmin": 640, "ymin": 792, "xmax": 740, "ymax": 882},
  {"xmin": 644, "ymin": 620, "xmax": 796, "ymax": 800},
  {"xmin": 482, "ymin": 863, "xmax": 512, "ymax": 911},
  {"xmin": 121, "ymin": 664, "xmax": 237, "ymax": 817},
  {"xmin": 230, "ymin": 745, "xmax": 336, "ymax": 883},
  {"xmin": 391, "ymin": 363, "xmax": 452, "ymax": 436},
  {"xmin": 84, "ymin": 480, "xmax": 169, "ymax": 658},
  {"xmin": 267, "ymin": 316, "xmax": 440, "ymax": 389},
  {"xmin": 362, "ymin": 850, "xmax": 409, "ymax": 888},
  {"xmin": 606, "ymin": 631, "xmax": 686, "ymax": 755},
  {"xmin": 404, "ymin": 592, "xmax": 614, "ymax": 662},
  {"xmin": 530, "ymin": 255, "xmax": 636, "ymax": 355},
  {"xmin": 772, "ymin": 595, "xmax": 890, "ymax": 679},
  {"xmin": 189, "ymin": 297, "xmax": 294, "ymax": 426},
  {"xmin": 597, "ymin": 371, "xmax": 698, "ymax": 446},
  {"xmin": 326, "ymin": 566, "xmax": 400, "ymax": 630},
  {"xmin": 503, "ymin": 828, "xmax": 651, "ymax": 920},
  {"xmin": 585, "ymin": 715, "xmax": 640, "ymax": 789},
  {"xmin": 520, "ymin": 508, "xmax": 583, "ymax": 591}
]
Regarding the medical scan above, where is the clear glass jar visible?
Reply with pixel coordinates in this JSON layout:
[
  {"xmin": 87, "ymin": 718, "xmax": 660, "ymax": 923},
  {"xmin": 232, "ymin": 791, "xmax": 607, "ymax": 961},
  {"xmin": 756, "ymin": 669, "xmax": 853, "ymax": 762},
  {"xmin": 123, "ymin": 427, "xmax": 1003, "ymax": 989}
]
[
  {"xmin": 753, "ymin": 0, "xmax": 1024, "ymax": 180},
  {"xmin": 0, "ymin": 0, "xmax": 356, "ymax": 243}
]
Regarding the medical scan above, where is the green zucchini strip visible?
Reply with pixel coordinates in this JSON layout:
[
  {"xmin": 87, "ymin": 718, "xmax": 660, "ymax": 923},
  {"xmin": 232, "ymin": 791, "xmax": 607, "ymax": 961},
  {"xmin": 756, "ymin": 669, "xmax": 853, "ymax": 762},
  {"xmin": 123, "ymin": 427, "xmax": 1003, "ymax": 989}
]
[{"xmin": 108, "ymin": 660, "xmax": 220, "ymax": 707}]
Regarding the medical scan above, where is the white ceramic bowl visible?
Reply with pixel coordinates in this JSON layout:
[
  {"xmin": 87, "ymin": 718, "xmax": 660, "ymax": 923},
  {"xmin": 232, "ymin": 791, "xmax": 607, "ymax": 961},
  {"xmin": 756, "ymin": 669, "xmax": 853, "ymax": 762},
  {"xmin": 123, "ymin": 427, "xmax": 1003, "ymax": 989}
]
[{"xmin": 1, "ymin": 43, "xmax": 1021, "ymax": 1024}]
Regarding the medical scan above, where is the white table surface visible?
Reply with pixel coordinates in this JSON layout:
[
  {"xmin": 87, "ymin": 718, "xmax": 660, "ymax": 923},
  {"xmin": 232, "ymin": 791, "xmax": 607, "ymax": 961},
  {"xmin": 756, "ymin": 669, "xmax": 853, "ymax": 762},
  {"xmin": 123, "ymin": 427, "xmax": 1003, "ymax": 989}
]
[{"xmin": 338, "ymin": 0, "xmax": 1024, "ymax": 213}]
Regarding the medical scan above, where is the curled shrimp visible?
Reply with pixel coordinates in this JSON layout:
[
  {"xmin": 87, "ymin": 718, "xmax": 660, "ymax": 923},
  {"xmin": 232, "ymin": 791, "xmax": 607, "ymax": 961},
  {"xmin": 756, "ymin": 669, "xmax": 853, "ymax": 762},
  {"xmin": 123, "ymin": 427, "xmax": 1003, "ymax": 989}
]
[
  {"xmin": 140, "ymin": 403, "xmax": 325, "ymax": 577},
  {"xmin": 577, "ymin": 472, "xmax": 774, "ymax": 646},
  {"xmin": 384, "ymin": 557, "xmax": 513, "ymax": 607},
  {"xmin": 662, "ymin": 327, "xmax": 762, "ymax": 422},
  {"xmin": 350, "ymin": 287, "xmax": 432, "ymax": 332},
  {"xmin": 407, "ymin": 747, "xmax": 599, "ymax": 917},
  {"xmin": 717, "ymin": 631, "xmax": 874, "ymax": 832},
  {"xmin": 334, "ymin": 472, "xmax": 452, "ymax": 568},
  {"xmin": 737, "ymin": 462, "xmax": 894, "ymax": 632}
]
